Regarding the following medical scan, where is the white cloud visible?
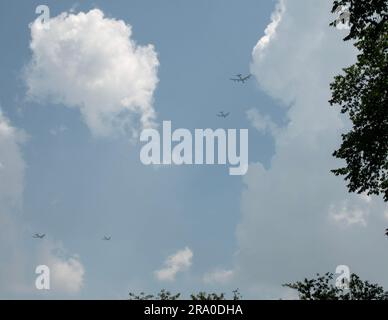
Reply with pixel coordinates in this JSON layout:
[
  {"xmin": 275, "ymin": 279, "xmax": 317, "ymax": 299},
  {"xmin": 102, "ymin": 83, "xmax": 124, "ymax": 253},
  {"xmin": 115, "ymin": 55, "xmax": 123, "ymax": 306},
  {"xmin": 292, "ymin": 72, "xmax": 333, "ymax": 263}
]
[
  {"xmin": 51, "ymin": 257, "xmax": 84, "ymax": 293},
  {"xmin": 50, "ymin": 124, "xmax": 68, "ymax": 136},
  {"xmin": 384, "ymin": 209, "xmax": 388, "ymax": 221},
  {"xmin": 155, "ymin": 247, "xmax": 193, "ymax": 282},
  {"xmin": 246, "ymin": 108, "xmax": 278, "ymax": 136},
  {"xmin": 359, "ymin": 192, "xmax": 372, "ymax": 204},
  {"xmin": 40, "ymin": 243, "xmax": 85, "ymax": 294},
  {"xmin": 329, "ymin": 201, "xmax": 369, "ymax": 227},
  {"xmin": 252, "ymin": 0, "xmax": 286, "ymax": 62},
  {"xmin": 25, "ymin": 9, "xmax": 159, "ymax": 137},
  {"xmin": 232, "ymin": 0, "xmax": 388, "ymax": 298},
  {"xmin": 203, "ymin": 269, "xmax": 234, "ymax": 285},
  {"xmin": 0, "ymin": 110, "xmax": 27, "ymax": 294},
  {"xmin": 0, "ymin": 109, "xmax": 85, "ymax": 297},
  {"xmin": 0, "ymin": 110, "xmax": 25, "ymax": 209}
]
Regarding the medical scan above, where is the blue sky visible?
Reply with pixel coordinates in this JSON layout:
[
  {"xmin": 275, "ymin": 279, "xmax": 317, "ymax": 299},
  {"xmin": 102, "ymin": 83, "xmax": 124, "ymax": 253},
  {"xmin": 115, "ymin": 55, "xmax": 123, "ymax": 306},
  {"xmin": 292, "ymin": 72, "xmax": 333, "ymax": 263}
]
[{"xmin": 0, "ymin": 0, "xmax": 387, "ymax": 299}]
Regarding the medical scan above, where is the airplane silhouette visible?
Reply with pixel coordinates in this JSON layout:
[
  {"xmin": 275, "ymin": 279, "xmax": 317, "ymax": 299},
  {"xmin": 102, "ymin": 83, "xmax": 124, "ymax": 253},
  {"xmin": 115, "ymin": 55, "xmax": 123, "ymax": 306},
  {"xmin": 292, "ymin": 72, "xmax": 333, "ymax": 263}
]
[
  {"xmin": 33, "ymin": 233, "xmax": 45, "ymax": 239},
  {"xmin": 102, "ymin": 236, "xmax": 111, "ymax": 241},
  {"xmin": 217, "ymin": 111, "xmax": 230, "ymax": 118},
  {"xmin": 230, "ymin": 74, "xmax": 251, "ymax": 83}
]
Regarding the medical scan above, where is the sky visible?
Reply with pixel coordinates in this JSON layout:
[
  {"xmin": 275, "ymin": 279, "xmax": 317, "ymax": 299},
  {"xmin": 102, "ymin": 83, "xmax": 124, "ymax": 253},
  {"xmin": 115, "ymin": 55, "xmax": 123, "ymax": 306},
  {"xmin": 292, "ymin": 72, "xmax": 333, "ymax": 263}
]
[{"xmin": 0, "ymin": 0, "xmax": 387, "ymax": 299}]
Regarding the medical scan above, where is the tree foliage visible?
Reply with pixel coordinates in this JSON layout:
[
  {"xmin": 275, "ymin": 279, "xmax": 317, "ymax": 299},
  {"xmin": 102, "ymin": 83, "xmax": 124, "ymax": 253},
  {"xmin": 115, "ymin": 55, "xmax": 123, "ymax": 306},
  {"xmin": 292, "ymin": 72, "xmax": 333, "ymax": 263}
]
[
  {"xmin": 190, "ymin": 289, "xmax": 242, "ymax": 301},
  {"xmin": 331, "ymin": 0, "xmax": 388, "ymax": 41},
  {"xmin": 128, "ymin": 289, "xmax": 242, "ymax": 300},
  {"xmin": 128, "ymin": 289, "xmax": 180, "ymax": 300},
  {"xmin": 329, "ymin": 0, "xmax": 388, "ymax": 201},
  {"xmin": 284, "ymin": 272, "xmax": 388, "ymax": 300}
]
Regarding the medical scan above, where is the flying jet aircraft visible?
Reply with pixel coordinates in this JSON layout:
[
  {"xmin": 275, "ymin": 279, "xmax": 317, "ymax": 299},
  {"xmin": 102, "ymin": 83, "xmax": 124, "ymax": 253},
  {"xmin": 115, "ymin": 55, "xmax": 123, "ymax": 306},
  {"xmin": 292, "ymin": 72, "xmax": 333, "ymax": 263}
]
[
  {"xmin": 230, "ymin": 74, "xmax": 251, "ymax": 83},
  {"xmin": 33, "ymin": 233, "xmax": 45, "ymax": 239},
  {"xmin": 217, "ymin": 111, "xmax": 230, "ymax": 118}
]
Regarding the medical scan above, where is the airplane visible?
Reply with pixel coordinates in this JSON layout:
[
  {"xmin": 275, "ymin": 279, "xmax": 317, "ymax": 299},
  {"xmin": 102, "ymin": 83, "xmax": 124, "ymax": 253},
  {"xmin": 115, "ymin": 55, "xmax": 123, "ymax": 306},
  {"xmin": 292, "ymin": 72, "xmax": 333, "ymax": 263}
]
[
  {"xmin": 217, "ymin": 111, "xmax": 230, "ymax": 118},
  {"xmin": 385, "ymin": 228, "xmax": 388, "ymax": 237},
  {"xmin": 33, "ymin": 233, "xmax": 45, "ymax": 239},
  {"xmin": 230, "ymin": 74, "xmax": 251, "ymax": 83},
  {"xmin": 102, "ymin": 236, "xmax": 111, "ymax": 241}
]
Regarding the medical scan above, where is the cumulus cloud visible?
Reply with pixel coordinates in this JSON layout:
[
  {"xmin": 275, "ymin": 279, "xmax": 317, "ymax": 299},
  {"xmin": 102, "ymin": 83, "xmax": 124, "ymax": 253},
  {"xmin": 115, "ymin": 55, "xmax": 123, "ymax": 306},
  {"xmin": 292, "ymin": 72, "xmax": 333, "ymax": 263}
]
[
  {"xmin": 39, "ymin": 243, "xmax": 85, "ymax": 294},
  {"xmin": 232, "ymin": 0, "xmax": 388, "ymax": 298},
  {"xmin": 246, "ymin": 108, "xmax": 278, "ymax": 136},
  {"xmin": 50, "ymin": 124, "xmax": 68, "ymax": 136},
  {"xmin": 252, "ymin": 0, "xmax": 285, "ymax": 62},
  {"xmin": 155, "ymin": 247, "xmax": 193, "ymax": 281},
  {"xmin": 384, "ymin": 209, "xmax": 388, "ymax": 221},
  {"xmin": 0, "ymin": 110, "xmax": 27, "ymax": 294},
  {"xmin": 203, "ymin": 269, "xmax": 234, "ymax": 285},
  {"xmin": 0, "ymin": 110, "xmax": 26, "ymax": 209},
  {"xmin": 25, "ymin": 9, "xmax": 159, "ymax": 137},
  {"xmin": 329, "ymin": 201, "xmax": 369, "ymax": 227},
  {"xmin": 0, "ymin": 109, "xmax": 85, "ymax": 297}
]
